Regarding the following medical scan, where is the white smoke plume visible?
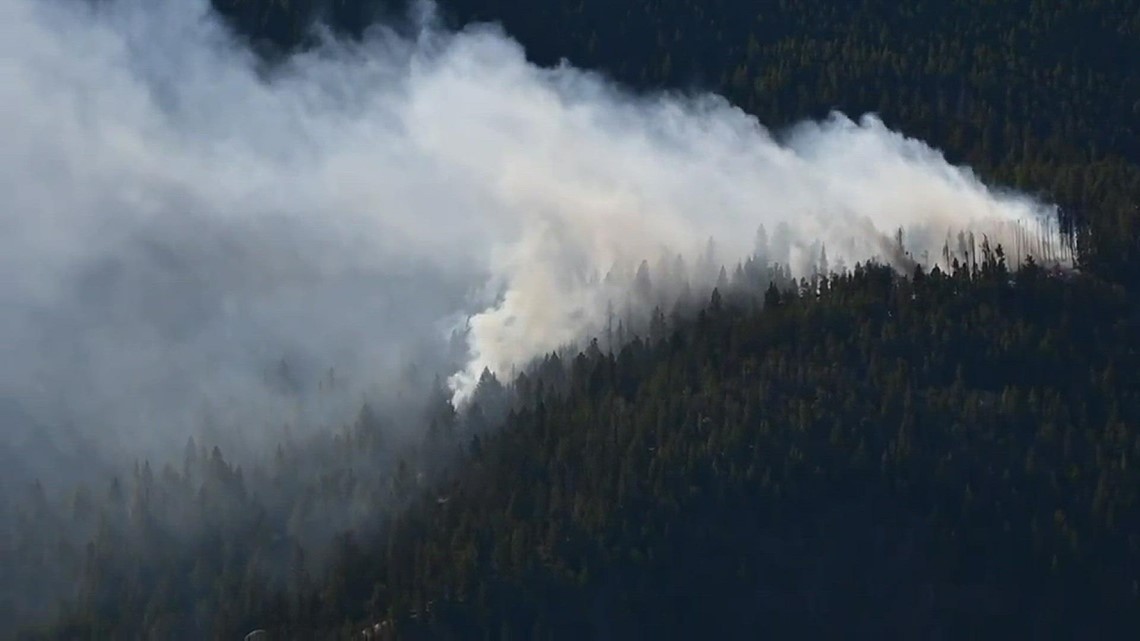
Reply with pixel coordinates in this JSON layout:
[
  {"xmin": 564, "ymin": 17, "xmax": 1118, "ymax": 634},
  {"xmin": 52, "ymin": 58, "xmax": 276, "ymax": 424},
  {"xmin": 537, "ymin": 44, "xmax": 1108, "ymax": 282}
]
[{"xmin": 2, "ymin": 0, "xmax": 1066, "ymax": 468}]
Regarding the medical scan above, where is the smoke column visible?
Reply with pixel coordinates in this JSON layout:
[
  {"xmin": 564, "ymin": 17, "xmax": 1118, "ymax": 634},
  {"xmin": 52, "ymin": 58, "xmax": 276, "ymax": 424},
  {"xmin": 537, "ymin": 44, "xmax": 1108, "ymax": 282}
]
[{"xmin": 2, "ymin": 0, "xmax": 1067, "ymax": 467}]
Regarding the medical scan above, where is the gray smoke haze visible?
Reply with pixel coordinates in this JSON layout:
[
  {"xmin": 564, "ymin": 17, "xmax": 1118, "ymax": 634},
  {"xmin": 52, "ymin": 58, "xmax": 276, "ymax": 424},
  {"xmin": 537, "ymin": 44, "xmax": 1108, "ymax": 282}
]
[{"xmin": 2, "ymin": 0, "xmax": 1067, "ymax": 473}]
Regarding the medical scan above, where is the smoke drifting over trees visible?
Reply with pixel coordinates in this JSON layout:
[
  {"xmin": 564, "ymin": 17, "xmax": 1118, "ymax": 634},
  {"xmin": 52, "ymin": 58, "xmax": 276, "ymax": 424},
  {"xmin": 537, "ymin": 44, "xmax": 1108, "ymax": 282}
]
[
  {"xmin": 0, "ymin": 0, "xmax": 1100, "ymax": 636},
  {"xmin": 3, "ymin": 0, "xmax": 1066, "ymax": 468}
]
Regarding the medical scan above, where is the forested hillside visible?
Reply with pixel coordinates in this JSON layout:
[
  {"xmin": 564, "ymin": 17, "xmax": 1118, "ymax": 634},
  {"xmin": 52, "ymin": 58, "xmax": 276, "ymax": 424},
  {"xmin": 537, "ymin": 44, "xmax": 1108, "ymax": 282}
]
[
  {"xmin": 262, "ymin": 257, "xmax": 1140, "ymax": 639},
  {"xmin": 10, "ymin": 0, "xmax": 1140, "ymax": 639},
  {"xmin": 28, "ymin": 252, "xmax": 1140, "ymax": 639}
]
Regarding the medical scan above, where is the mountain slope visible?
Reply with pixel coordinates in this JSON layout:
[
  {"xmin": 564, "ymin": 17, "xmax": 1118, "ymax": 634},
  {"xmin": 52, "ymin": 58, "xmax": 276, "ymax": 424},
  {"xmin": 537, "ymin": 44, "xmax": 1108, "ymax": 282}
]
[
  {"xmin": 36, "ymin": 257, "xmax": 1140, "ymax": 639},
  {"xmin": 12, "ymin": 2, "xmax": 1140, "ymax": 638},
  {"xmin": 290, "ymin": 259, "xmax": 1140, "ymax": 639}
]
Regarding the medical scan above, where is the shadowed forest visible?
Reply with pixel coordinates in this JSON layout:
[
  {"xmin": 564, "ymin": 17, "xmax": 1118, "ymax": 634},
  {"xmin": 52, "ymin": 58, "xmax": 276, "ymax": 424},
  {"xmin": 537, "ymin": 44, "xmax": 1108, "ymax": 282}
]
[{"xmin": 6, "ymin": 0, "xmax": 1140, "ymax": 639}]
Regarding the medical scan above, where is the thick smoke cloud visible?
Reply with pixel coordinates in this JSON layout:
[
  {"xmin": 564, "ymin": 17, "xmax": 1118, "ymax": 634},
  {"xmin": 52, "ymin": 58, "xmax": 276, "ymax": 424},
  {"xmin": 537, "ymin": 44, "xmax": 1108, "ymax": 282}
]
[{"xmin": 2, "ymin": 0, "xmax": 1066, "ymax": 472}]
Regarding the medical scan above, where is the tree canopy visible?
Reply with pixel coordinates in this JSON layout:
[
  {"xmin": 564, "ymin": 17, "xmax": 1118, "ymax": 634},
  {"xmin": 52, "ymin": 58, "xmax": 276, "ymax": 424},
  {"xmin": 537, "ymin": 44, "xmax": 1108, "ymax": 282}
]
[{"xmin": 8, "ymin": 1, "xmax": 1140, "ymax": 638}]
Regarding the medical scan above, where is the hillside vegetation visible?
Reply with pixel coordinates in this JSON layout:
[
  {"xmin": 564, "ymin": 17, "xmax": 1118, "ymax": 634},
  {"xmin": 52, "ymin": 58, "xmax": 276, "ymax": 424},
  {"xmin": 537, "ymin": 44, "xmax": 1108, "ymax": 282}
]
[
  {"xmin": 10, "ymin": 1, "xmax": 1140, "ymax": 638},
  {"xmin": 24, "ymin": 253, "xmax": 1140, "ymax": 639}
]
